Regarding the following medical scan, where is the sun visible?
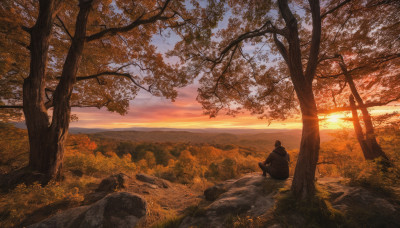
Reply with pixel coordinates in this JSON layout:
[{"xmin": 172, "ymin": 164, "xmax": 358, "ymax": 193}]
[{"xmin": 326, "ymin": 114, "xmax": 342, "ymax": 123}]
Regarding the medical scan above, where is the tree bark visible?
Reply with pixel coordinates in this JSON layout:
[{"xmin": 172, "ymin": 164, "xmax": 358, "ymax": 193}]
[
  {"xmin": 339, "ymin": 57, "xmax": 389, "ymax": 160},
  {"xmin": 291, "ymin": 85, "xmax": 320, "ymax": 199},
  {"xmin": 277, "ymin": 0, "xmax": 321, "ymax": 199},
  {"xmin": 24, "ymin": 0, "xmax": 56, "ymax": 178},
  {"xmin": 24, "ymin": 0, "xmax": 93, "ymax": 181},
  {"xmin": 349, "ymin": 95, "xmax": 374, "ymax": 159}
]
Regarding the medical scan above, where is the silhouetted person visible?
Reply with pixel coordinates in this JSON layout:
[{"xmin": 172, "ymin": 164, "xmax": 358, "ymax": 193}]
[{"xmin": 258, "ymin": 140, "xmax": 290, "ymax": 180}]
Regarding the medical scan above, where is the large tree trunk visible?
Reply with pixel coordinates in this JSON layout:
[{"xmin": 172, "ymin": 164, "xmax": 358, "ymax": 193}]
[
  {"xmin": 45, "ymin": 0, "xmax": 93, "ymax": 179},
  {"xmin": 277, "ymin": 0, "xmax": 321, "ymax": 199},
  {"xmin": 339, "ymin": 57, "xmax": 388, "ymax": 160},
  {"xmin": 291, "ymin": 85, "xmax": 320, "ymax": 199},
  {"xmin": 23, "ymin": 0, "xmax": 57, "ymax": 178},
  {"xmin": 24, "ymin": 0, "xmax": 92, "ymax": 181}
]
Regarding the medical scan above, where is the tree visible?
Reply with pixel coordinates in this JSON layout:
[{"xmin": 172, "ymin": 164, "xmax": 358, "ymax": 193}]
[
  {"xmin": 315, "ymin": 0, "xmax": 400, "ymax": 160},
  {"xmin": 172, "ymin": 0, "xmax": 353, "ymax": 199},
  {"xmin": 0, "ymin": 0, "xmax": 191, "ymax": 181}
]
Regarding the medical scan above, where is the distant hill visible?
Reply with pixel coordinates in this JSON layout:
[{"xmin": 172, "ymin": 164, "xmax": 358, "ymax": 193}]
[
  {"xmin": 89, "ymin": 129, "xmax": 336, "ymax": 151},
  {"xmin": 13, "ymin": 122, "xmax": 336, "ymax": 151}
]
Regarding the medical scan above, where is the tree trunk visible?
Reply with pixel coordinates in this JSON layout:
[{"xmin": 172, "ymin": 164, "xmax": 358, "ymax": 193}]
[
  {"xmin": 291, "ymin": 83, "xmax": 320, "ymax": 199},
  {"xmin": 277, "ymin": 0, "xmax": 321, "ymax": 199},
  {"xmin": 349, "ymin": 95, "xmax": 374, "ymax": 159},
  {"xmin": 46, "ymin": 0, "xmax": 92, "ymax": 179},
  {"xmin": 339, "ymin": 57, "xmax": 388, "ymax": 160},
  {"xmin": 24, "ymin": 0, "xmax": 93, "ymax": 181},
  {"xmin": 24, "ymin": 0, "xmax": 56, "ymax": 178}
]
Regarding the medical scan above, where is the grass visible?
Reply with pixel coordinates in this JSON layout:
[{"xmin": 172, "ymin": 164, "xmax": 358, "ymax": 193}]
[
  {"xmin": 149, "ymin": 205, "xmax": 203, "ymax": 228},
  {"xmin": 0, "ymin": 175, "xmax": 96, "ymax": 228},
  {"xmin": 273, "ymin": 186, "xmax": 350, "ymax": 228},
  {"xmin": 150, "ymin": 216, "xmax": 185, "ymax": 228}
]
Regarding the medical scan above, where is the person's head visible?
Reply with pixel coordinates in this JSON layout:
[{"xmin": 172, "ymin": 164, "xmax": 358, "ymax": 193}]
[{"xmin": 274, "ymin": 140, "xmax": 281, "ymax": 148}]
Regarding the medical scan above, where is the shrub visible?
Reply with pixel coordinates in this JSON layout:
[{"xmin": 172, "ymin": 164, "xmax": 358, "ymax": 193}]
[
  {"xmin": 64, "ymin": 152, "xmax": 136, "ymax": 176},
  {"xmin": 0, "ymin": 181, "xmax": 84, "ymax": 228}
]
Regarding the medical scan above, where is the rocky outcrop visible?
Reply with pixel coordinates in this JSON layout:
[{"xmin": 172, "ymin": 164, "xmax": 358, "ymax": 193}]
[
  {"xmin": 136, "ymin": 173, "xmax": 170, "ymax": 188},
  {"xmin": 321, "ymin": 178, "xmax": 400, "ymax": 227},
  {"xmin": 181, "ymin": 175, "xmax": 400, "ymax": 228},
  {"xmin": 204, "ymin": 184, "xmax": 228, "ymax": 201},
  {"xmin": 28, "ymin": 192, "xmax": 147, "ymax": 228},
  {"xmin": 96, "ymin": 173, "xmax": 129, "ymax": 192},
  {"xmin": 180, "ymin": 173, "xmax": 289, "ymax": 228}
]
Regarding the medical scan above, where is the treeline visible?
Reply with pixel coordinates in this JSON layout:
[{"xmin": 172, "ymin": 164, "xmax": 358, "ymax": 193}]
[{"xmin": 78, "ymin": 136, "xmax": 271, "ymax": 184}]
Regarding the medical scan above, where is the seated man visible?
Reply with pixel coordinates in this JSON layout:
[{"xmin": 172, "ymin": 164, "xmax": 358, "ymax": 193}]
[{"xmin": 258, "ymin": 140, "xmax": 290, "ymax": 180}]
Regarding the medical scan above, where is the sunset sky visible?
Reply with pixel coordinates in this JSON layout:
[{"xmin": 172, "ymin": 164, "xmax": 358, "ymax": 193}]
[
  {"xmin": 70, "ymin": 82, "xmax": 399, "ymax": 130},
  {"xmin": 68, "ymin": 6, "xmax": 399, "ymax": 131}
]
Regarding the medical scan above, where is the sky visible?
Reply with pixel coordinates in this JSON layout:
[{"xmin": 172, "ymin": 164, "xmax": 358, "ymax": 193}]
[
  {"xmin": 70, "ymin": 84, "xmax": 304, "ymax": 129},
  {"xmin": 69, "ymin": 1, "xmax": 399, "ymax": 130},
  {"xmin": 69, "ymin": 81, "xmax": 399, "ymax": 130}
]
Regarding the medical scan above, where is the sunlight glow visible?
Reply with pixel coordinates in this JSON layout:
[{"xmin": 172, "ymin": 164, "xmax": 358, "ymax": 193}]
[{"xmin": 327, "ymin": 114, "xmax": 342, "ymax": 123}]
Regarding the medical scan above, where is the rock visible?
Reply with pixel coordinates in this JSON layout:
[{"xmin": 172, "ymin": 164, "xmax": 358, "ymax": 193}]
[
  {"xmin": 204, "ymin": 184, "xmax": 227, "ymax": 201},
  {"xmin": 20, "ymin": 199, "xmax": 81, "ymax": 227},
  {"xmin": 180, "ymin": 173, "xmax": 288, "ymax": 228},
  {"xmin": 136, "ymin": 173, "xmax": 170, "ymax": 188},
  {"xmin": 28, "ymin": 192, "xmax": 147, "ymax": 228},
  {"xmin": 325, "ymin": 180, "xmax": 400, "ymax": 226},
  {"xmin": 83, "ymin": 191, "xmax": 108, "ymax": 205},
  {"xmin": 96, "ymin": 173, "xmax": 129, "ymax": 192}
]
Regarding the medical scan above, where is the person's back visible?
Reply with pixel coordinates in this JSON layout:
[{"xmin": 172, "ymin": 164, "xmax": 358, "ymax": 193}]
[
  {"xmin": 266, "ymin": 145, "xmax": 289, "ymax": 179},
  {"xmin": 258, "ymin": 140, "xmax": 290, "ymax": 180}
]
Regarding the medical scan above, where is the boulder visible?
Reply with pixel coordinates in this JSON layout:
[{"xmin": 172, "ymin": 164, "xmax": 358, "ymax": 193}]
[
  {"xmin": 83, "ymin": 191, "xmax": 109, "ymax": 205},
  {"xmin": 180, "ymin": 173, "xmax": 288, "ymax": 228},
  {"xmin": 325, "ymin": 179, "xmax": 400, "ymax": 227},
  {"xmin": 96, "ymin": 173, "xmax": 129, "ymax": 192},
  {"xmin": 136, "ymin": 173, "xmax": 170, "ymax": 188},
  {"xmin": 204, "ymin": 184, "xmax": 228, "ymax": 201},
  {"xmin": 28, "ymin": 192, "xmax": 147, "ymax": 228}
]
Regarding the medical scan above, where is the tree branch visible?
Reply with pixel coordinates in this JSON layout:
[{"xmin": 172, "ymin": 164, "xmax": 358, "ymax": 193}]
[
  {"xmin": 304, "ymin": 0, "xmax": 321, "ymax": 83},
  {"xmin": 321, "ymin": 0, "xmax": 352, "ymax": 19},
  {"xmin": 86, "ymin": 0, "xmax": 173, "ymax": 42},
  {"xmin": 56, "ymin": 15, "xmax": 73, "ymax": 40},
  {"xmin": 21, "ymin": 25, "xmax": 32, "ymax": 34},
  {"xmin": 318, "ymin": 95, "xmax": 400, "ymax": 114},
  {"xmin": 0, "ymin": 105, "xmax": 23, "ymax": 109},
  {"xmin": 206, "ymin": 20, "xmax": 285, "ymax": 64},
  {"xmin": 76, "ymin": 71, "xmax": 152, "ymax": 93},
  {"xmin": 273, "ymin": 33, "xmax": 289, "ymax": 64}
]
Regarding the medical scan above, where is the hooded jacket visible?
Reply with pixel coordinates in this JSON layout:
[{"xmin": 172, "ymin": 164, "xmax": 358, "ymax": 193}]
[{"xmin": 264, "ymin": 146, "xmax": 290, "ymax": 179}]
